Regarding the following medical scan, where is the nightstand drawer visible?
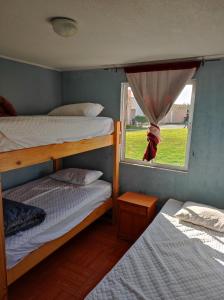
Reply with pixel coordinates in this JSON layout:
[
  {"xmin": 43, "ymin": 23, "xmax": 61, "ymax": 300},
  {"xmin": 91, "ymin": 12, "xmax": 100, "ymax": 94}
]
[
  {"xmin": 119, "ymin": 201, "xmax": 147, "ymax": 216},
  {"xmin": 118, "ymin": 210, "xmax": 149, "ymax": 241}
]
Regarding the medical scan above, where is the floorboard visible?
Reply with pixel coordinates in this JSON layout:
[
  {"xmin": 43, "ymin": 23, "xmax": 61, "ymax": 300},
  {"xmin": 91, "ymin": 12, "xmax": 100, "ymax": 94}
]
[{"xmin": 8, "ymin": 217, "xmax": 132, "ymax": 300}]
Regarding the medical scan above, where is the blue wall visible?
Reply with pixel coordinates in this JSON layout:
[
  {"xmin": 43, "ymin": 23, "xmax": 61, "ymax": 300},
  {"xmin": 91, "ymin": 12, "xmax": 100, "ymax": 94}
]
[
  {"xmin": 62, "ymin": 69, "xmax": 126, "ymax": 182},
  {"xmin": 2, "ymin": 58, "xmax": 224, "ymax": 208},
  {"xmin": 62, "ymin": 61, "xmax": 224, "ymax": 208},
  {"xmin": 0, "ymin": 58, "xmax": 62, "ymax": 189},
  {"xmin": 62, "ymin": 69, "xmax": 125, "ymax": 119},
  {"xmin": 0, "ymin": 58, "xmax": 61, "ymax": 115}
]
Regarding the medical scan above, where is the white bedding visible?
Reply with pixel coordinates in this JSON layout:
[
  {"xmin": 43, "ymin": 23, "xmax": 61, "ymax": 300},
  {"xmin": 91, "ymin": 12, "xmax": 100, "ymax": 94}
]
[
  {"xmin": 0, "ymin": 116, "xmax": 114, "ymax": 152},
  {"xmin": 4, "ymin": 177, "xmax": 112, "ymax": 269},
  {"xmin": 86, "ymin": 199, "xmax": 224, "ymax": 300}
]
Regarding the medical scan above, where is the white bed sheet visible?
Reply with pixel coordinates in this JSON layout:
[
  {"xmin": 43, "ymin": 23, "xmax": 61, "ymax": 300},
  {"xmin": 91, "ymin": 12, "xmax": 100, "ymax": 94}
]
[
  {"xmin": 4, "ymin": 177, "xmax": 112, "ymax": 269},
  {"xmin": 86, "ymin": 199, "xmax": 224, "ymax": 300},
  {"xmin": 0, "ymin": 116, "xmax": 114, "ymax": 152}
]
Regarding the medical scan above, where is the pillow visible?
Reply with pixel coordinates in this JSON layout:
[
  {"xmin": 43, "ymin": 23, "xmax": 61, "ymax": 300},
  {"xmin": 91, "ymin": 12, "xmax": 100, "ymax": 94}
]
[
  {"xmin": 50, "ymin": 168, "xmax": 103, "ymax": 185},
  {"xmin": 175, "ymin": 201, "xmax": 224, "ymax": 232},
  {"xmin": 48, "ymin": 103, "xmax": 104, "ymax": 117}
]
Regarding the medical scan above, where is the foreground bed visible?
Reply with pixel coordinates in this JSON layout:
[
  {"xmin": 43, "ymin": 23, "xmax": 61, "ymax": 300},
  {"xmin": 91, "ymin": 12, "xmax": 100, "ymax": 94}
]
[{"xmin": 86, "ymin": 199, "xmax": 224, "ymax": 300}]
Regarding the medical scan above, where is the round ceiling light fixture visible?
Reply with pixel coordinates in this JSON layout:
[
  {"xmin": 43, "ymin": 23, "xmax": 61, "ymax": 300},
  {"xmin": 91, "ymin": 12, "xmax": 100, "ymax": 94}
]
[{"xmin": 50, "ymin": 17, "xmax": 78, "ymax": 37}]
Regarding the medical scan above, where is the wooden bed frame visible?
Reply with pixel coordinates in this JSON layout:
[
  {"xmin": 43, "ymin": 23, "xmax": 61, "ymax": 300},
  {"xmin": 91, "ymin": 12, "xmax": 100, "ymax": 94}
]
[{"xmin": 0, "ymin": 121, "xmax": 121, "ymax": 300}]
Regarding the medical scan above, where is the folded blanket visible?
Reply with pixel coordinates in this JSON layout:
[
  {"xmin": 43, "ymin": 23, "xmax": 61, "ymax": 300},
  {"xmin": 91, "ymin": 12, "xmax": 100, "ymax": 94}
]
[{"xmin": 3, "ymin": 198, "xmax": 46, "ymax": 237}]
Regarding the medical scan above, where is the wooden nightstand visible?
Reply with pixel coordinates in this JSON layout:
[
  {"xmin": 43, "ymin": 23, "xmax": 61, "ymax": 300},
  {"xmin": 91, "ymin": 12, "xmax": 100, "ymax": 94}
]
[{"xmin": 117, "ymin": 192, "xmax": 158, "ymax": 241}]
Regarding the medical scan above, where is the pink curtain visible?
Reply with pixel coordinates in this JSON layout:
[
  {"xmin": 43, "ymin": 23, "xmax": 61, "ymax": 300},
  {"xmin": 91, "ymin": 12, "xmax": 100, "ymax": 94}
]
[{"xmin": 125, "ymin": 61, "xmax": 200, "ymax": 161}]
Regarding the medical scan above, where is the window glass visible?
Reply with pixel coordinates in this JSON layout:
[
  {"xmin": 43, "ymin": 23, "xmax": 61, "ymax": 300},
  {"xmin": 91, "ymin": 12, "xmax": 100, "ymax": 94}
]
[{"xmin": 121, "ymin": 82, "xmax": 195, "ymax": 169}]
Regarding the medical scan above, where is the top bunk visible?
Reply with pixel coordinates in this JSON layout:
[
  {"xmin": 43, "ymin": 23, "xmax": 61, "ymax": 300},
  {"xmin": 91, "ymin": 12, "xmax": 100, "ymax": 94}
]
[{"xmin": 0, "ymin": 116, "xmax": 121, "ymax": 173}]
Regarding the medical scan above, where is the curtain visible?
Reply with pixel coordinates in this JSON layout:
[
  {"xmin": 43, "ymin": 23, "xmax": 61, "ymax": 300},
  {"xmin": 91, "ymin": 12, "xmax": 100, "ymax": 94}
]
[{"xmin": 125, "ymin": 61, "xmax": 200, "ymax": 161}]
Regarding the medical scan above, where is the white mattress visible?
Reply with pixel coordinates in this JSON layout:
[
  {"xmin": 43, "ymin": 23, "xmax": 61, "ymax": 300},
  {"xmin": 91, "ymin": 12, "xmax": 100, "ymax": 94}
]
[
  {"xmin": 0, "ymin": 116, "xmax": 114, "ymax": 152},
  {"xmin": 86, "ymin": 199, "xmax": 224, "ymax": 300},
  {"xmin": 4, "ymin": 177, "xmax": 112, "ymax": 269}
]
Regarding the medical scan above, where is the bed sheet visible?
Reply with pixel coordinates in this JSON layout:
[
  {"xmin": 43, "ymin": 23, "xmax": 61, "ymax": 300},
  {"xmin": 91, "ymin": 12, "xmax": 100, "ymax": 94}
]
[
  {"xmin": 86, "ymin": 199, "xmax": 224, "ymax": 300},
  {"xmin": 4, "ymin": 177, "xmax": 112, "ymax": 269},
  {"xmin": 0, "ymin": 116, "xmax": 114, "ymax": 152}
]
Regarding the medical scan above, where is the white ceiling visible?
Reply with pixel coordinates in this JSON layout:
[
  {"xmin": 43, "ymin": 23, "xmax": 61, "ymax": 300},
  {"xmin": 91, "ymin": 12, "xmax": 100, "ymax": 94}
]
[{"xmin": 1, "ymin": 0, "xmax": 224, "ymax": 70}]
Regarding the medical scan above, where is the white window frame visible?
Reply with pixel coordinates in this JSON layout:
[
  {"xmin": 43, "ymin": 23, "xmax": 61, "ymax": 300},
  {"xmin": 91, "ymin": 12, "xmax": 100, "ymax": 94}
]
[{"xmin": 120, "ymin": 80, "xmax": 196, "ymax": 171}]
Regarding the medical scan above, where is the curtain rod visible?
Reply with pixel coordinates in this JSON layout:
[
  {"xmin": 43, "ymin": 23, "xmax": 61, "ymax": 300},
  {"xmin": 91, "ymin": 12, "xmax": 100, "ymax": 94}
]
[
  {"xmin": 124, "ymin": 60, "xmax": 201, "ymax": 73},
  {"xmin": 104, "ymin": 54, "xmax": 224, "ymax": 71}
]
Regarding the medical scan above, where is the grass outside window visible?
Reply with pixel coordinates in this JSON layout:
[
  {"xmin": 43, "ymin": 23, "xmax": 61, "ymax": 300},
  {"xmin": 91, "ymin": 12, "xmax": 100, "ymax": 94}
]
[{"xmin": 125, "ymin": 128, "xmax": 188, "ymax": 167}]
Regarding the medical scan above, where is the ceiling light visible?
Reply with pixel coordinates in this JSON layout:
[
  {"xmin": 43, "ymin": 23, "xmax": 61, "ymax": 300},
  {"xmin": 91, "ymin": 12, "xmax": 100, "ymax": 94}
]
[{"xmin": 50, "ymin": 17, "xmax": 78, "ymax": 37}]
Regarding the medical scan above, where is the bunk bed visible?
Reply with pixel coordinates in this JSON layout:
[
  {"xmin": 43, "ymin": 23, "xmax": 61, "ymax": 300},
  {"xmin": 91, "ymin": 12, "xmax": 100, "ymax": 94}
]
[{"xmin": 0, "ymin": 119, "xmax": 121, "ymax": 300}]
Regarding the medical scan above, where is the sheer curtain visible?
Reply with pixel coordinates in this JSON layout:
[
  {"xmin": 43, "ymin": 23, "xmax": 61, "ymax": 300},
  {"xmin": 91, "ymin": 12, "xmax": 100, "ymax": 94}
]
[{"xmin": 125, "ymin": 61, "xmax": 200, "ymax": 161}]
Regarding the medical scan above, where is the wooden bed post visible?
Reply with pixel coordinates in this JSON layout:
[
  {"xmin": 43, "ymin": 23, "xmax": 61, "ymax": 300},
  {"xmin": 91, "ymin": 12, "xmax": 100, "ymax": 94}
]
[
  {"xmin": 53, "ymin": 159, "xmax": 62, "ymax": 172},
  {"xmin": 112, "ymin": 121, "xmax": 121, "ymax": 223},
  {"xmin": 0, "ymin": 176, "xmax": 7, "ymax": 300}
]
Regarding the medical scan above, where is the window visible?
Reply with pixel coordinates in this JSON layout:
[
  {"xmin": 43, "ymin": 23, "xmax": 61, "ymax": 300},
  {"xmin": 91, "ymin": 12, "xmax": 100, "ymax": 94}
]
[{"xmin": 120, "ymin": 80, "xmax": 196, "ymax": 170}]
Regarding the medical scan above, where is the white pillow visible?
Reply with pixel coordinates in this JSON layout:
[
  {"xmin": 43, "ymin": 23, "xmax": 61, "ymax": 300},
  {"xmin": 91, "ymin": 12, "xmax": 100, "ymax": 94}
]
[
  {"xmin": 48, "ymin": 103, "xmax": 104, "ymax": 117},
  {"xmin": 50, "ymin": 168, "xmax": 103, "ymax": 185},
  {"xmin": 175, "ymin": 201, "xmax": 224, "ymax": 232}
]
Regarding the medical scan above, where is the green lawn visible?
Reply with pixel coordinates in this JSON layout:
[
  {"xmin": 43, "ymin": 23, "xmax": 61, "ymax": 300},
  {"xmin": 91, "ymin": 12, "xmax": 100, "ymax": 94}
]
[{"xmin": 125, "ymin": 128, "xmax": 188, "ymax": 166}]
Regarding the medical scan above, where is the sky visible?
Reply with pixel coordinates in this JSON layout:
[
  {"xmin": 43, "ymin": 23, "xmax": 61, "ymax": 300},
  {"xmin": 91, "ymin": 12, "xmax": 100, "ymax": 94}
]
[{"xmin": 175, "ymin": 84, "xmax": 193, "ymax": 104}]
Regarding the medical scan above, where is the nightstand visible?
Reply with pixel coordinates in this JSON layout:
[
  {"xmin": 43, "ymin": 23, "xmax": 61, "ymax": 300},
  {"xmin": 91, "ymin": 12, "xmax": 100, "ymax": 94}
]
[{"xmin": 117, "ymin": 192, "xmax": 158, "ymax": 241}]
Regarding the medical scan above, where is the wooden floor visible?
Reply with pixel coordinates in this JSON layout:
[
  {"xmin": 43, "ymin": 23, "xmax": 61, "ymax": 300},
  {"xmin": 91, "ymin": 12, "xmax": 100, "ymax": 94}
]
[{"xmin": 8, "ymin": 217, "xmax": 132, "ymax": 300}]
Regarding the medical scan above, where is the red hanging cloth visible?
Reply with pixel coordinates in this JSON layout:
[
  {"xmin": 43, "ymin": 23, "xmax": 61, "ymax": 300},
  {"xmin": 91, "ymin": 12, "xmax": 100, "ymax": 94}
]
[
  {"xmin": 0, "ymin": 96, "xmax": 17, "ymax": 117},
  {"xmin": 143, "ymin": 124, "xmax": 160, "ymax": 161}
]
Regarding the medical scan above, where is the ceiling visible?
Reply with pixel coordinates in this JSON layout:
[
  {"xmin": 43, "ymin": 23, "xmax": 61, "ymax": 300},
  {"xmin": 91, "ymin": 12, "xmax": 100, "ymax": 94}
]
[{"xmin": 1, "ymin": 0, "xmax": 224, "ymax": 70}]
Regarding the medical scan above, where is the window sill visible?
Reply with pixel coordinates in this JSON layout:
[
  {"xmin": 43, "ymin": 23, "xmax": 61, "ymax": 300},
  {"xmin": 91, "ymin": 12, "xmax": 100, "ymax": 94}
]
[{"xmin": 120, "ymin": 159, "xmax": 189, "ymax": 174}]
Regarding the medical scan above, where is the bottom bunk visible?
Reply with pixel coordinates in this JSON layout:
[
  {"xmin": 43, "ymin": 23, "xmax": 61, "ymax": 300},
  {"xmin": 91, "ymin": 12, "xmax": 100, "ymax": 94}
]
[
  {"xmin": 3, "ymin": 174, "xmax": 112, "ymax": 285},
  {"xmin": 86, "ymin": 199, "xmax": 224, "ymax": 300}
]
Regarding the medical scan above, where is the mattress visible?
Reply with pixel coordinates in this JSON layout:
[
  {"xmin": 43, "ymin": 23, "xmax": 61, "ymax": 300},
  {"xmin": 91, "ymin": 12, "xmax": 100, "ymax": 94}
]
[
  {"xmin": 0, "ymin": 116, "xmax": 114, "ymax": 152},
  {"xmin": 86, "ymin": 199, "xmax": 224, "ymax": 300},
  {"xmin": 4, "ymin": 177, "xmax": 112, "ymax": 269}
]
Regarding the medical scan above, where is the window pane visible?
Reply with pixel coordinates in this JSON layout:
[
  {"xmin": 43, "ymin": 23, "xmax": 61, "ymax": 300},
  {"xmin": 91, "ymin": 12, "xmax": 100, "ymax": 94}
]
[
  {"xmin": 154, "ymin": 84, "xmax": 192, "ymax": 167},
  {"xmin": 125, "ymin": 87, "xmax": 147, "ymax": 160},
  {"xmin": 124, "ymin": 84, "xmax": 194, "ymax": 168}
]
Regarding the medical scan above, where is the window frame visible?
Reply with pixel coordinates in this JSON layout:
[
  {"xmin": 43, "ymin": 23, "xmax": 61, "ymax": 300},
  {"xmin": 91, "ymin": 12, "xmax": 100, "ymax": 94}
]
[{"xmin": 120, "ymin": 80, "xmax": 196, "ymax": 171}]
